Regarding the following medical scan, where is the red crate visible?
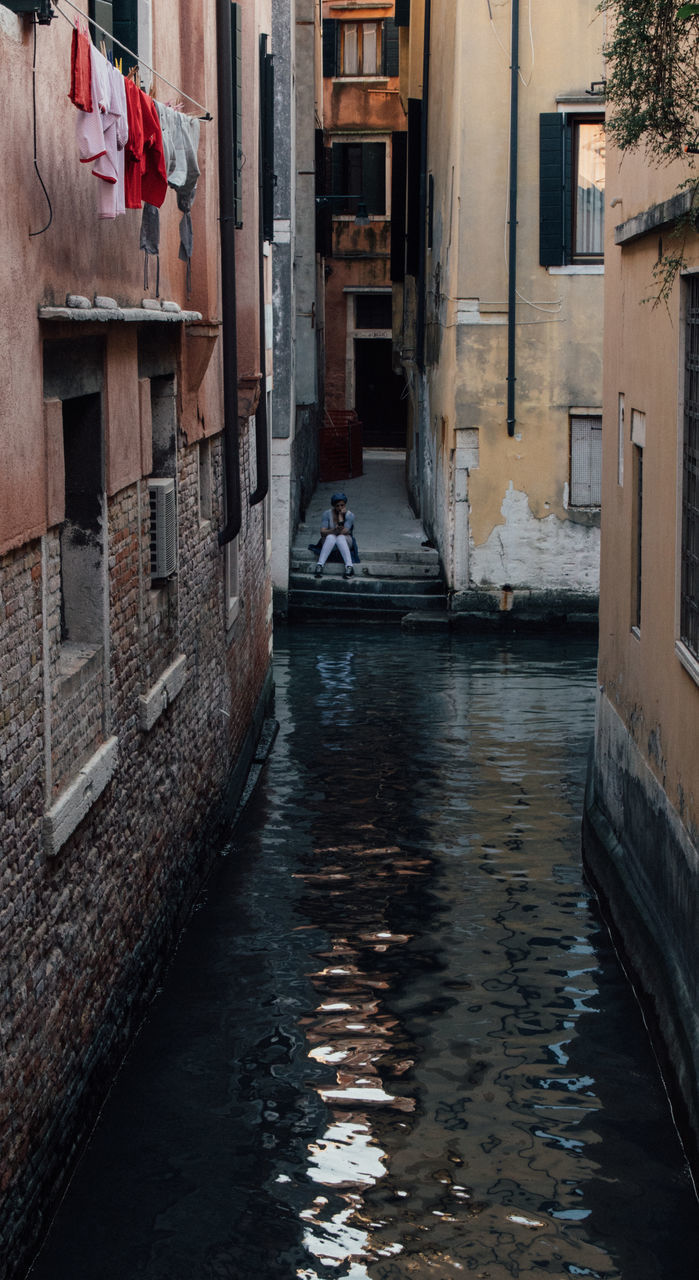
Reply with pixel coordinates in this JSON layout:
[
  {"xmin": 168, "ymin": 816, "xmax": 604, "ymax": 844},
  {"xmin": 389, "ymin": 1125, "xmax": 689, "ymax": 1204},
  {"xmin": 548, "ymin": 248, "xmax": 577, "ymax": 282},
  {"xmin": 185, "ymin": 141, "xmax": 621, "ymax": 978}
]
[{"xmin": 319, "ymin": 411, "xmax": 363, "ymax": 480}]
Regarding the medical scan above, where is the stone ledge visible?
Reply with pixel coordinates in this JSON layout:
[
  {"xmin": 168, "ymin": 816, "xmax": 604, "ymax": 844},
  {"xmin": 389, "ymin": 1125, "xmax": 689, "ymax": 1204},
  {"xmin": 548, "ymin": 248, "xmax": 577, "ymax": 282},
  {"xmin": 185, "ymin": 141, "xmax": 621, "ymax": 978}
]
[
  {"xmin": 44, "ymin": 736, "xmax": 118, "ymax": 858},
  {"xmin": 139, "ymin": 653, "xmax": 188, "ymax": 732},
  {"xmin": 615, "ymin": 189, "xmax": 694, "ymax": 245}
]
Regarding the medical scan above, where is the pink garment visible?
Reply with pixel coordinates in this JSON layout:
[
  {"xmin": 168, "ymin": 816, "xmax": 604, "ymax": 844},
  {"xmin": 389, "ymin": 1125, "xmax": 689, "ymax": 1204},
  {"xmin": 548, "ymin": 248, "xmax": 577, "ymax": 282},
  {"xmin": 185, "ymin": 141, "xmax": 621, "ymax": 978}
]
[{"xmin": 75, "ymin": 46, "xmax": 128, "ymax": 219}]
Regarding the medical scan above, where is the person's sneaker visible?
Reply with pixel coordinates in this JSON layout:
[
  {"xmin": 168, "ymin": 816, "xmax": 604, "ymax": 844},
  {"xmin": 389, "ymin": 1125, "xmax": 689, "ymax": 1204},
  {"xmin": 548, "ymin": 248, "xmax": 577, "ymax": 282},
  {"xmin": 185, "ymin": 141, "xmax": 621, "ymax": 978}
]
[
  {"xmin": 344, "ymin": 565, "xmax": 354, "ymax": 578},
  {"xmin": 314, "ymin": 563, "xmax": 323, "ymax": 577}
]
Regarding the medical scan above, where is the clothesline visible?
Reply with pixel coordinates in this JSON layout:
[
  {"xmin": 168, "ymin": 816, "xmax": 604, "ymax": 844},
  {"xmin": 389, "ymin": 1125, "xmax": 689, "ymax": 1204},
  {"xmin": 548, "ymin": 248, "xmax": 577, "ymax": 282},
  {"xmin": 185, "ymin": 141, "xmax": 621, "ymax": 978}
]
[{"xmin": 54, "ymin": 0, "xmax": 213, "ymax": 120}]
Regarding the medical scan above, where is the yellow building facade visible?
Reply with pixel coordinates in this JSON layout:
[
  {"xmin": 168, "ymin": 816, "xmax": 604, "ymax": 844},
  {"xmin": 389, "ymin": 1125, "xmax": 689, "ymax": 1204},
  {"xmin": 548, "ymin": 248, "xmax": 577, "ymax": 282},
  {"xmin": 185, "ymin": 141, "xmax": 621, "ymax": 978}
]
[{"xmin": 396, "ymin": 0, "xmax": 605, "ymax": 621}]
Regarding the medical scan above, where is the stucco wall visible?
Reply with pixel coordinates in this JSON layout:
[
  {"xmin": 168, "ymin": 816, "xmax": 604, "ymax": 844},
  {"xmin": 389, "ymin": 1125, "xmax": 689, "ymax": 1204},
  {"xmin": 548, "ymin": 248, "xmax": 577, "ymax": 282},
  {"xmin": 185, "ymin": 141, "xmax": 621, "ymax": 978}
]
[{"xmin": 405, "ymin": 0, "xmax": 604, "ymax": 608}]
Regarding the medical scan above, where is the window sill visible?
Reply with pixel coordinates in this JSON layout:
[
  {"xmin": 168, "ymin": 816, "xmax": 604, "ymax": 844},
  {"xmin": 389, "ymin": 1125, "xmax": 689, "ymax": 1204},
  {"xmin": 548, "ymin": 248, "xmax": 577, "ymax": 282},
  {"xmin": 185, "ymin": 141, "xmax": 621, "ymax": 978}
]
[
  {"xmin": 139, "ymin": 653, "xmax": 188, "ymax": 732},
  {"xmin": 331, "ymin": 76, "xmax": 390, "ymax": 86},
  {"xmin": 548, "ymin": 264, "xmax": 604, "ymax": 275},
  {"xmin": 44, "ymin": 735, "xmax": 118, "ymax": 858},
  {"xmin": 675, "ymin": 640, "xmax": 699, "ymax": 687},
  {"xmin": 226, "ymin": 596, "xmax": 241, "ymax": 635},
  {"xmin": 58, "ymin": 642, "xmax": 102, "ymax": 701}
]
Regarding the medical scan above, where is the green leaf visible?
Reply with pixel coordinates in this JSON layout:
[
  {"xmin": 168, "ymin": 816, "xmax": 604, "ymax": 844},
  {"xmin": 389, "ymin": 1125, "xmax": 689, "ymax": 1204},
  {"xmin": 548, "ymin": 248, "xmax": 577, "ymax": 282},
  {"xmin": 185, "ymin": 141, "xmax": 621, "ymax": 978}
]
[{"xmin": 677, "ymin": 3, "xmax": 699, "ymax": 18}]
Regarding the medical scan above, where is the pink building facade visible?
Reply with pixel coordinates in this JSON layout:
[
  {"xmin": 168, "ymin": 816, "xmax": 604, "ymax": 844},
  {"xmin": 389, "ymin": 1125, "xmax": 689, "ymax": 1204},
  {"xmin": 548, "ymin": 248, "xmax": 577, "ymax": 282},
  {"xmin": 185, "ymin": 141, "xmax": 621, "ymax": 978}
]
[{"xmin": 0, "ymin": 1, "xmax": 274, "ymax": 1271}]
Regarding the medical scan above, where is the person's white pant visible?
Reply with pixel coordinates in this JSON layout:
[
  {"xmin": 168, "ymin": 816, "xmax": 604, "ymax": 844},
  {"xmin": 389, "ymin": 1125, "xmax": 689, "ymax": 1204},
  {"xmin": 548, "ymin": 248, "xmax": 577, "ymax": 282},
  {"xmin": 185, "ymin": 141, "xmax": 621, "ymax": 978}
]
[{"xmin": 318, "ymin": 534, "xmax": 353, "ymax": 567}]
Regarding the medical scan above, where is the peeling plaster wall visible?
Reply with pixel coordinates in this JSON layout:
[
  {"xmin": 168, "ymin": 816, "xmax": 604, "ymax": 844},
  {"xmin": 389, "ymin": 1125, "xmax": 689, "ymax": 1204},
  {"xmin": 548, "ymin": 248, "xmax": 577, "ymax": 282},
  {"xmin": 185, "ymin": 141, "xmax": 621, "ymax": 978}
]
[{"xmin": 471, "ymin": 483, "xmax": 600, "ymax": 592}]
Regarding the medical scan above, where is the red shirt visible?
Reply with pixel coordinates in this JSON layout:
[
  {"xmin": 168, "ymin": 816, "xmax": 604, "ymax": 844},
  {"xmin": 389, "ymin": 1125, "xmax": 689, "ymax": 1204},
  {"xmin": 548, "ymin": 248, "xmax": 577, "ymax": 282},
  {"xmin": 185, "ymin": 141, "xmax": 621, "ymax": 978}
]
[
  {"xmin": 69, "ymin": 27, "xmax": 92, "ymax": 113},
  {"xmin": 139, "ymin": 91, "xmax": 168, "ymax": 209},
  {"xmin": 124, "ymin": 78, "xmax": 144, "ymax": 209}
]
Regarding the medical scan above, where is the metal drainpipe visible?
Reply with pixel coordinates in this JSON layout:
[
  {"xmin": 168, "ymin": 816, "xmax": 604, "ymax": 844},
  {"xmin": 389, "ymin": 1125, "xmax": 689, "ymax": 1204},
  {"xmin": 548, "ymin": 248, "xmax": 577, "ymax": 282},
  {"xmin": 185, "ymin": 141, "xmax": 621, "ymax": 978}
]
[
  {"xmin": 506, "ymin": 0, "xmax": 520, "ymax": 437},
  {"xmin": 216, "ymin": 0, "xmax": 242, "ymax": 547},
  {"xmin": 416, "ymin": 0, "xmax": 431, "ymax": 373},
  {"xmin": 250, "ymin": 37, "xmax": 270, "ymax": 507}
]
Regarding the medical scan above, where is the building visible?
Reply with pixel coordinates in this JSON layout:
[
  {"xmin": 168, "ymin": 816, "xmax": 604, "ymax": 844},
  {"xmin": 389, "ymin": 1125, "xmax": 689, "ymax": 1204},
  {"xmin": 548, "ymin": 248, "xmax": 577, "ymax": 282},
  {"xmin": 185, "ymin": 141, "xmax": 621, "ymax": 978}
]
[
  {"xmin": 582, "ymin": 137, "xmax": 699, "ymax": 1169},
  {"xmin": 270, "ymin": 0, "xmax": 323, "ymax": 617},
  {"xmin": 394, "ymin": 1, "xmax": 604, "ymax": 622},
  {"xmin": 321, "ymin": 0, "xmax": 407, "ymax": 453},
  {"xmin": 0, "ymin": 0, "xmax": 275, "ymax": 1271}
]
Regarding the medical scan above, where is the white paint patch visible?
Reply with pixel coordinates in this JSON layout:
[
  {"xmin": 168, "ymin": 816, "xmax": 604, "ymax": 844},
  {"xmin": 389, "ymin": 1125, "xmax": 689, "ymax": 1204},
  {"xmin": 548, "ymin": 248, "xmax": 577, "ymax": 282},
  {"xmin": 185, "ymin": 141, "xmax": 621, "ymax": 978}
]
[{"xmin": 471, "ymin": 483, "xmax": 599, "ymax": 592}]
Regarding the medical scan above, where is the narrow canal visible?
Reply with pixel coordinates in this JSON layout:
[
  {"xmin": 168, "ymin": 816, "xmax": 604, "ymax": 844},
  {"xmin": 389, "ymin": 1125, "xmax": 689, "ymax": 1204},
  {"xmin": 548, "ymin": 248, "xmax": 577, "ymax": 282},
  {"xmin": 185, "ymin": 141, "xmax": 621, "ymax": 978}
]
[{"xmin": 28, "ymin": 627, "xmax": 697, "ymax": 1279}]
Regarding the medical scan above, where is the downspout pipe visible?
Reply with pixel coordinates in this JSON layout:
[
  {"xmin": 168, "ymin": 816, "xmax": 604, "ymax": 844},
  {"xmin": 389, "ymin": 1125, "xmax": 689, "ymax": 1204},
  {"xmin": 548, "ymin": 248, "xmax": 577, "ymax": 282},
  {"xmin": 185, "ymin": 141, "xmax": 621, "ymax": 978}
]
[
  {"xmin": 250, "ymin": 36, "xmax": 271, "ymax": 507},
  {"xmin": 416, "ymin": 0, "xmax": 431, "ymax": 372},
  {"xmin": 506, "ymin": 0, "xmax": 519, "ymax": 437},
  {"xmin": 217, "ymin": 0, "xmax": 242, "ymax": 547}
]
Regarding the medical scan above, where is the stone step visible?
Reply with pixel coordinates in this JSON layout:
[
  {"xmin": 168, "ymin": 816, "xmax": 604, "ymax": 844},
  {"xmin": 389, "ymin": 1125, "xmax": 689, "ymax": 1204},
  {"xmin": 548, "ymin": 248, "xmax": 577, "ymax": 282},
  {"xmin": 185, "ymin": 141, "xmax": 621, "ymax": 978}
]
[
  {"xmin": 294, "ymin": 536, "xmax": 439, "ymax": 567},
  {"xmin": 288, "ymin": 585, "xmax": 448, "ymax": 615},
  {"xmin": 291, "ymin": 555, "xmax": 442, "ymax": 578},
  {"xmin": 291, "ymin": 573, "xmax": 445, "ymax": 597}
]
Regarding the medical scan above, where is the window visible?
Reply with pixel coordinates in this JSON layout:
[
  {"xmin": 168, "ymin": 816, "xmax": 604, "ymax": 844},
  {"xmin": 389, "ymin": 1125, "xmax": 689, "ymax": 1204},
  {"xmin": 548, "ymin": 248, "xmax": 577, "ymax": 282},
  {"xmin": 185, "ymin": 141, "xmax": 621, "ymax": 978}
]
[
  {"xmin": 199, "ymin": 439, "xmax": 212, "ymax": 524},
  {"xmin": 224, "ymin": 538, "xmax": 240, "ymax": 629},
  {"xmin": 88, "ymin": 0, "xmax": 151, "ymax": 69},
  {"xmin": 540, "ymin": 113, "xmax": 605, "ymax": 267},
  {"xmin": 681, "ymin": 276, "xmax": 699, "ymax": 658},
  {"xmin": 342, "ymin": 21, "xmax": 380, "ymax": 75},
  {"xmin": 323, "ymin": 18, "xmax": 399, "ymax": 78},
  {"xmin": 60, "ymin": 393, "xmax": 105, "ymax": 645},
  {"xmin": 331, "ymin": 141, "xmax": 386, "ymax": 215},
  {"xmin": 570, "ymin": 414, "xmax": 602, "ymax": 506},
  {"xmin": 355, "ymin": 293, "xmax": 393, "ymax": 330}
]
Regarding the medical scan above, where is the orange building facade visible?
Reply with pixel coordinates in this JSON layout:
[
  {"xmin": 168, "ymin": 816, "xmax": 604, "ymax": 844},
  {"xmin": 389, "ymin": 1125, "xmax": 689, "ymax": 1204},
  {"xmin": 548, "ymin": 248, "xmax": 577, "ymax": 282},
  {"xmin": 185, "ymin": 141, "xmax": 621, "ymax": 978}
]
[{"xmin": 321, "ymin": 1, "xmax": 407, "ymax": 450}]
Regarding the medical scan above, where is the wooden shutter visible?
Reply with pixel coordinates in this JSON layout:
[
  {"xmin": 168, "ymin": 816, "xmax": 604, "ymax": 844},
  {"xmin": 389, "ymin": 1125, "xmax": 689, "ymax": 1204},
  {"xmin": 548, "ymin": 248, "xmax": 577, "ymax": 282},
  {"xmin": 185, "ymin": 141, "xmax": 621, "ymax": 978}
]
[
  {"xmin": 382, "ymin": 17, "xmax": 400, "ymax": 76},
  {"xmin": 395, "ymin": 0, "xmax": 411, "ymax": 26},
  {"xmin": 232, "ymin": 3, "xmax": 243, "ymax": 227},
  {"xmin": 322, "ymin": 18, "xmax": 338, "ymax": 77},
  {"xmin": 391, "ymin": 131, "xmax": 408, "ymax": 282},
  {"xmin": 539, "ymin": 113, "xmax": 566, "ymax": 267},
  {"xmin": 571, "ymin": 416, "xmax": 602, "ymax": 506}
]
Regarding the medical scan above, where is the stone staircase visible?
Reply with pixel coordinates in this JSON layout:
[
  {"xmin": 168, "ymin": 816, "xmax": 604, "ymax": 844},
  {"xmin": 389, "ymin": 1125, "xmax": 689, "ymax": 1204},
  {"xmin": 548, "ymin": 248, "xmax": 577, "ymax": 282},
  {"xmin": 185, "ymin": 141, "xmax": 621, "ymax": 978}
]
[{"xmin": 288, "ymin": 531, "xmax": 448, "ymax": 622}]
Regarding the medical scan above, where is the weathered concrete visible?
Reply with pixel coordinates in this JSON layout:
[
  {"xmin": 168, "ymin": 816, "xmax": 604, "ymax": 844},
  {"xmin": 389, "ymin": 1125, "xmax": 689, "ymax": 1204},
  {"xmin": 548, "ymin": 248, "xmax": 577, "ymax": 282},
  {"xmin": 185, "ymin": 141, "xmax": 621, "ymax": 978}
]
[{"xmin": 583, "ymin": 691, "xmax": 699, "ymax": 1172}]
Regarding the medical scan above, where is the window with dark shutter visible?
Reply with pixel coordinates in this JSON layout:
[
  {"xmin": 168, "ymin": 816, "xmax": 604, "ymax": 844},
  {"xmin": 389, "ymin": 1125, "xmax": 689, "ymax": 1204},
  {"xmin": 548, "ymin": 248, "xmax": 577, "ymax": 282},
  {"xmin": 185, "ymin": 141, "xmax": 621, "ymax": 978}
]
[
  {"xmin": 315, "ymin": 131, "xmax": 332, "ymax": 258},
  {"xmin": 323, "ymin": 18, "xmax": 339, "ymax": 78},
  {"xmin": 89, "ymin": 0, "xmax": 138, "ymax": 62},
  {"xmin": 331, "ymin": 142, "xmax": 386, "ymax": 215},
  {"xmin": 540, "ymin": 112, "xmax": 603, "ymax": 266},
  {"xmin": 395, "ymin": 0, "xmax": 411, "ymax": 26}
]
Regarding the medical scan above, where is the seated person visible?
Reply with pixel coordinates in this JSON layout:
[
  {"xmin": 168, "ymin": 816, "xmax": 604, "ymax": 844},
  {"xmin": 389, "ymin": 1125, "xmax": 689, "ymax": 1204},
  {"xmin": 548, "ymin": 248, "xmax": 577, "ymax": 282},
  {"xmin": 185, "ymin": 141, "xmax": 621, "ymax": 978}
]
[{"xmin": 314, "ymin": 492, "xmax": 356, "ymax": 578}]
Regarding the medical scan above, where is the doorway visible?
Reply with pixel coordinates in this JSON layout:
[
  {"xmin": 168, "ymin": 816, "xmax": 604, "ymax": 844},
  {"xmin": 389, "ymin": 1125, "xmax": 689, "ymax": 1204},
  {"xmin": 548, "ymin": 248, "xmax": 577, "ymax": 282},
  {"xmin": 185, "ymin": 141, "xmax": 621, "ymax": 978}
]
[{"xmin": 354, "ymin": 338, "xmax": 407, "ymax": 448}]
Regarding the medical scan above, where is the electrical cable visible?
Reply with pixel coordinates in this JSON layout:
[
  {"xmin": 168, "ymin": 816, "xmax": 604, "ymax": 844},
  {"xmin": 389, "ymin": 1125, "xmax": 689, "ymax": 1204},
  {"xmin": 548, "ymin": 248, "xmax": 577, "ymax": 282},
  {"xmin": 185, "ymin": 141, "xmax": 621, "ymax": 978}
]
[
  {"xmin": 28, "ymin": 15, "xmax": 52, "ymax": 236},
  {"xmin": 486, "ymin": 0, "xmax": 534, "ymax": 87},
  {"xmin": 56, "ymin": 0, "xmax": 213, "ymax": 119}
]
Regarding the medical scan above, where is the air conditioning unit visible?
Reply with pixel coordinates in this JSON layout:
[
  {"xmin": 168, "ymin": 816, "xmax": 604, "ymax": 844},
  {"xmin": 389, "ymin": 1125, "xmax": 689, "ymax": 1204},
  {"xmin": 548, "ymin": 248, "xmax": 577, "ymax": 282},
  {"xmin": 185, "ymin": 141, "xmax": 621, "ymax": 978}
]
[{"xmin": 148, "ymin": 478, "xmax": 177, "ymax": 579}]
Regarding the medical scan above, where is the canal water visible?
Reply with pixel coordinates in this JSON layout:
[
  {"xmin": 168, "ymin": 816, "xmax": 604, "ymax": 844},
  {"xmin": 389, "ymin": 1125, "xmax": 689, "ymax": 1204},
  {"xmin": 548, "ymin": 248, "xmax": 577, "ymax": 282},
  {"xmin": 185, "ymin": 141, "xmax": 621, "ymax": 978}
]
[{"xmin": 28, "ymin": 627, "xmax": 697, "ymax": 1279}]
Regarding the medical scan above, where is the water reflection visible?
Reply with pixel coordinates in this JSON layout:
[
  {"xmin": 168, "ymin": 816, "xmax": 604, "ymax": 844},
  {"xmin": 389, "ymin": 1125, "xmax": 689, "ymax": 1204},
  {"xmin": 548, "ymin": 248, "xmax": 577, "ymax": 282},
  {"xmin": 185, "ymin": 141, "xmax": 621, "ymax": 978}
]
[{"xmin": 26, "ymin": 630, "xmax": 698, "ymax": 1280}]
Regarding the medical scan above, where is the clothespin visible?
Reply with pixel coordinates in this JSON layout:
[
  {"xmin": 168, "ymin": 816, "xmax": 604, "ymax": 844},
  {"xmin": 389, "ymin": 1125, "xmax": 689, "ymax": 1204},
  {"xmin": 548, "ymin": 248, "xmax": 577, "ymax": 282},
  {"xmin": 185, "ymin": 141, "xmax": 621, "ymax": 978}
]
[
  {"xmin": 100, "ymin": 38, "xmax": 107, "ymax": 58},
  {"xmin": 115, "ymin": 56, "xmax": 122, "ymax": 73}
]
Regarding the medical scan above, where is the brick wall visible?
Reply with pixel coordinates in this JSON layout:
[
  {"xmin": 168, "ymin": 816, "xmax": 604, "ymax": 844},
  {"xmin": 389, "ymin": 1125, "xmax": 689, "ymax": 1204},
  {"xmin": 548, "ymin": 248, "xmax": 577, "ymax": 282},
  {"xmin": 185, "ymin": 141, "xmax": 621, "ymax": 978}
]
[{"xmin": 0, "ymin": 425, "xmax": 273, "ymax": 1278}]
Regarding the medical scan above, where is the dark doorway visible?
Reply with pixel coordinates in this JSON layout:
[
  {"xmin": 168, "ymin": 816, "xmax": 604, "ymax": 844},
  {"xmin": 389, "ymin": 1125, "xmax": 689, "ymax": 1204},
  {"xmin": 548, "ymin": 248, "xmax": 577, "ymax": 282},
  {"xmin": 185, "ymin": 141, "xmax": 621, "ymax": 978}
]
[{"xmin": 354, "ymin": 338, "xmax": 407, "ymax": 448}]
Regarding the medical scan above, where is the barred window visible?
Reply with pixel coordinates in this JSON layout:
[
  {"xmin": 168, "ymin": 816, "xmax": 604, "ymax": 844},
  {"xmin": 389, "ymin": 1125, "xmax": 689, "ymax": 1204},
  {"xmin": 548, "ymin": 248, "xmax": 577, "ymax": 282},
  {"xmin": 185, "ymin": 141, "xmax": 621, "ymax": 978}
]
[{"xmin": 570, "ymin": 414, "xmax": 602, "ymax": 506}]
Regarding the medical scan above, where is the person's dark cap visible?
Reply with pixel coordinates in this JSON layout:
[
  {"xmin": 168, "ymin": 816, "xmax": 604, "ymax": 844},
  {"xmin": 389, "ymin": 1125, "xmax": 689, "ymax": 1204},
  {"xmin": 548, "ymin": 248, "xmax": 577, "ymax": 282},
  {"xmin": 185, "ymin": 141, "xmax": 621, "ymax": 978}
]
[{"xmin": 331, "ymin": 492, "xmax": 347, "ymax": 503}]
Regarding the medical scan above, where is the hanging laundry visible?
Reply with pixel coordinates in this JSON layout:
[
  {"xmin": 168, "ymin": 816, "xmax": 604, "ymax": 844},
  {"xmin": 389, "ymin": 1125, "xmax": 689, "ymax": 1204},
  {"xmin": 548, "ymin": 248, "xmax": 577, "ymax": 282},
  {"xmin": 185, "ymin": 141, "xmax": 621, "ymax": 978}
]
[
  {"xmin": 140, "ymin": 203, "xmax": 161, "ymax": 296},
  {"xmin": 124, "ymin": 76, "xmax": 144, "ymax": 209},
  {"xmin": 156, "ymin": 103, "xmax": 200, "ymax": 293},
  {"xmin": 68, "ymin": 23, "xmax": 92, "ymax": 113},
  {"xmin": 75, "ymin": 44, "xmax": 128, "ymax": 219},
  {"xmin": 139, "ymin": 91, "xmax": 168, "ymax": 209},
  {"xmin": 108, "ymin": 61, "xmax": 128, "ymax": 217}
]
